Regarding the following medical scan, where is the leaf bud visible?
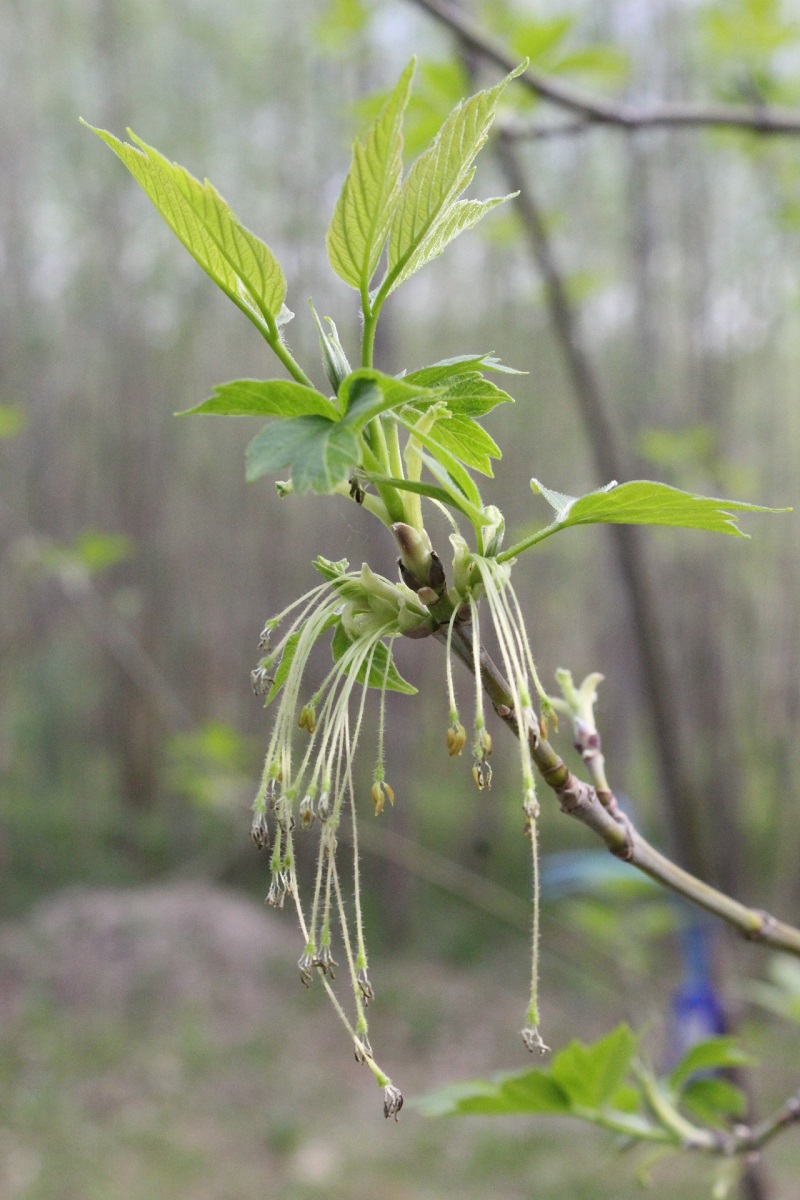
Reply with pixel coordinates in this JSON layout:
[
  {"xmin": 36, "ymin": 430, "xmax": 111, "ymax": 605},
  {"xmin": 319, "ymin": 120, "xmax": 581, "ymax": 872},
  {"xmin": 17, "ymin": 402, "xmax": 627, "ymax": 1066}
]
[
  {"xmin": 449, "ymin": 532, "xmax": 474, "ymax": 597},
  {"xmin": 392, "ymin": 522, "xmax": 444, "ymax": 593},
  {"xmin": 309, "ymin": 300, "xmax": 352, "ymax": 394},
  {"xmin": 396, "ymin": 600, "xmax": 434, "ymax": 638}
]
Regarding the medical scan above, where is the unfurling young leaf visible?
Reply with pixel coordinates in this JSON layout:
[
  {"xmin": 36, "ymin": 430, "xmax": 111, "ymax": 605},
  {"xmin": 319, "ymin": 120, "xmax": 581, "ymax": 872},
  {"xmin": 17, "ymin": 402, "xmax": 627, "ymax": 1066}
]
[
  {"xmin": 384, "ymin": 63, "xmax": 525, "ymax": 295},
  {"xmin": 338, "ymin": 369, "xmax": 435, "ymax": 428},
  {"xmin": 81, "ymin": 122, "xmax": 289, "ymax": 341},
  {"xmin": 404, "ymin": 353, "xmax": 519, "ymax": 416},
  {"xmin": 327, "ymin": 59, "xmax": 415, "ymax": 292}
]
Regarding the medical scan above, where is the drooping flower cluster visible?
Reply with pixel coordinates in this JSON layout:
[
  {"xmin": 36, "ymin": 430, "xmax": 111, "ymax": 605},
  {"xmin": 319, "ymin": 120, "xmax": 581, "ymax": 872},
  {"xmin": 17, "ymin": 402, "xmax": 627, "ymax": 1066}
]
[
  {"xmin": 251, "ymin": 539, "xmax": 552, "ymax": 1113},
  {"xmin": 444, "ymin": 536, "xmax": 551, "ymax": 1054},
  {"xmin": 251, "ymin": 557, "xmax": 431, "ymax": 1105}
]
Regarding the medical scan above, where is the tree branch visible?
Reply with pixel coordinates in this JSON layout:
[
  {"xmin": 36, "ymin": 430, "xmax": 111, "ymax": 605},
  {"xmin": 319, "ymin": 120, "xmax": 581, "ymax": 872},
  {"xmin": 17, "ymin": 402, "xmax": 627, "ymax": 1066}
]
[
  {"xmin": 406, "ymin": 0, "xmax": 800, "ymax": 137},
  {"xmin": 492, "ymin": 129, "xmax": 723, "ymax": 885},
  {"xmin": 440, "ymin": 621, "xmax": 800, "ymax": 959}
]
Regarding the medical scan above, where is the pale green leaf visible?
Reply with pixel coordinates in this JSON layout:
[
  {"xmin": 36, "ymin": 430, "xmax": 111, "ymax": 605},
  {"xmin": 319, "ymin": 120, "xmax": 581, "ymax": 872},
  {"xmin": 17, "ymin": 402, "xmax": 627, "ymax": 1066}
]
[
  {"xmin": 670, "ymin": 1036, "xmax": 757, "ymax": 1091},
  {"xmin": 404, "ymin": 363, "xmax": 515, "ymax": 417},
  {"xmin": 406, "ymin": 350, "xmax": 524, "ymax": 378},
  {"xmin": 179, "ymin": 379, "xmax": 336, "ymax": 418},
  {"xmin": 509, "ymin": 16, "xmax": 573, "ymax": 64},
  {"xmin": 246, "ymin": 415, "xmax": 359, "ymax": 494},
  {"xmin": 389, "ymin": 195, "xmax": 513, "ymax": 292},
  {"xmin": 314, "ymin": 0, "xmax": 369, "ymax": 52},
  {"xmin": 338, "ymin": 368, "xmax": 435, "ymax": 429},
  {"xmin": 408, "ymin": 412, "xmax": 501, "ymax": 476},
  {"xmin": 681, "ymin": 1078, "xmax": 747, "ymax": 1127},
  {"xmin": 385, "ymin": 65, "xmax": 525, "ymax": 294},
  {"xmin": 83, "ymin": 122, "xmax": 287, "ymax": 337},
  {"xmin": 415, "ymin": 1072, "xmax": 571, "ymax": 1117},
  {"xmin": 331, "ymin": 624, "xmax": 417, "ymax": 694},
  {"xmin": 327, "ymin": 60, "xmax": 415, "ymax": 290},
  {"xmin": 396, "ymin": 417, "xmax": 484, "ymax": 512},
  {"xmin": 531, "ymin": 478, "xmax": 790, "ymax": 540},
  {"xmin": 550, "ymin": 1024, "xmax": 639, "ymax": 1109}
]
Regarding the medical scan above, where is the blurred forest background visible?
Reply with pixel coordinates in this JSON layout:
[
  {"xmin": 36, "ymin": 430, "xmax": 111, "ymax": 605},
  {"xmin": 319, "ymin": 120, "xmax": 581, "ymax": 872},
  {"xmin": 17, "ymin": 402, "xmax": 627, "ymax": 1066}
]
[{"xmin": 2, "ymin": 0, "xmax": 800, "ymax": 1197}]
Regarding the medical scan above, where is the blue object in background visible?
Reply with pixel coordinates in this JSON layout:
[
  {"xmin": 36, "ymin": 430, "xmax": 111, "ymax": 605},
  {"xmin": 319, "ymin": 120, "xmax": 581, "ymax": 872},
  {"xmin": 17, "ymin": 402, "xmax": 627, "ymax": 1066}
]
[
  {"xmin": 666, "ymin": 912, "xmax": 727, "ymax": 1070},
  {"xmin": 539, "ymin": 848, "xmax": 727, "ymax": 1072}
]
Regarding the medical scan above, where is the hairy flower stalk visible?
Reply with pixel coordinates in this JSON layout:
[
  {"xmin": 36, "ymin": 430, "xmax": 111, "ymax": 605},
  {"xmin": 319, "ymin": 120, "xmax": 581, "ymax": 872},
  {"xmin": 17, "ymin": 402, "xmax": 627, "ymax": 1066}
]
[
  {"xmin": 251, "ymin": 561, "xmax": 427, "ymax": 1108},
  {"xmin": 467, "ymin": 554, "xmax": 547, "ymax": 1052}
]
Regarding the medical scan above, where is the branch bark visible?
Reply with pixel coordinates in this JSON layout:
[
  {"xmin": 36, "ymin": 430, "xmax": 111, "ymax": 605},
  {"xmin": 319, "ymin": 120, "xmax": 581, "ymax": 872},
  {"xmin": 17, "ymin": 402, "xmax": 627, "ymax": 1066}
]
[
  {"xmin": 440, "ymin": 621, "xmax": 800, "ymax": 959},
  {"xmin": 406, "ymin": 0, "xmax": 800, "ymax": 137},
  {"xmin": 492, "ymin": 130, "xmax": 719, "ymax": 882}
]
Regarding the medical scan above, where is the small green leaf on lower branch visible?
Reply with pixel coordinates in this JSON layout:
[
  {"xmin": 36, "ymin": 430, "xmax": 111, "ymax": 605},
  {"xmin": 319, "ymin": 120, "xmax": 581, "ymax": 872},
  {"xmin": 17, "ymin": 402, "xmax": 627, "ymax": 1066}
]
[{"xmin": 669, "ymin": 1035, "xmax": 757, "ymax": 1091}]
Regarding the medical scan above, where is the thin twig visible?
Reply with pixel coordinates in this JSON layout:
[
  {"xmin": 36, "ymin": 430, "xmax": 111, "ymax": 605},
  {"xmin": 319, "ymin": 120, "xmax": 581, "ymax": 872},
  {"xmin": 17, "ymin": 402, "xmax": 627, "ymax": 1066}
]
[
  {"xmin": 740, "ymin": 1091, "xmax": 800, "ymax": 1154},
  {"xmin": 406, "ymin": 0, "xmax": 800, "ymax": 137},
  {"xmin": 492, "ymin": 130, "xmax": 714, "ymax": 881},
  {"xmin": 440, "ymin": 622, "xmax": 800, "ymax": 959}
]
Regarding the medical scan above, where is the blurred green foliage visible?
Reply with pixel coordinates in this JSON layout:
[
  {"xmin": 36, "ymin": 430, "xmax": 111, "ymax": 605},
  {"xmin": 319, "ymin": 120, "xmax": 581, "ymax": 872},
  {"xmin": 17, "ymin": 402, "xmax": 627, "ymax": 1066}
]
[{"xmin": 2, "ymin": 6, "xmax": 800, "ymax": 1190}]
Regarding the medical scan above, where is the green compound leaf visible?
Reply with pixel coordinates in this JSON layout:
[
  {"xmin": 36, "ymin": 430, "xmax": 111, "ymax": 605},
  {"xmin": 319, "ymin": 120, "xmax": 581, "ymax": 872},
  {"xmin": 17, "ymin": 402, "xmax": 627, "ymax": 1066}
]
[
  {"xmin": 397, "ymin": 418, "xmax": 484, "ymax": 514},
  {"xmin": 416, "ymin": 1072, "xmax": 571, "ymax": 1118},
  {"xmin": 327, "ymin": 59, "xmax": 415, "ymax": 291},
  {"xmin": 531, "ymin": 478, "xmax": 791, "ymax": 540},
  {"xmin": 83, "ymin": 122, "xmax": 288, "ymax": 338},
  {"xmin": 669, "ymin": 1036, "xmax": 758, "ymax": 1091},
  {"xmin": 385, "ymin": 65, "xmax": 525, "ymax": 295},
  {"xmin": 417, "ymin": 1024, "xmax": 639, "ymax": 1118},
  {"xmin": 331, "ymin": 624, "xmax": 417, "ymax": 694},
  {"xmin": 246, "ymin": 415, "xmax": 360, "ymax": 494},
  {"xmin": 179, "ymin": 379, "xmax": 336, "ymax": 418},
  {"xmin": 407, "ymin": 412, "xmax": 501, "ymax": 476},
  {"xmin": 405, "ymin": 357, "xmax": 516, "ymax": 417},
  {"xmin": 680, "ymin": 1078, "xmax": 747, "ymax": 1128},
  {"xmin": 550, "ymin": 1024, "xmax": 640, "ymax": 1110},
  {"xmin": 338, "ymin": 368, "xmax": 435, "ymax": 430}
]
